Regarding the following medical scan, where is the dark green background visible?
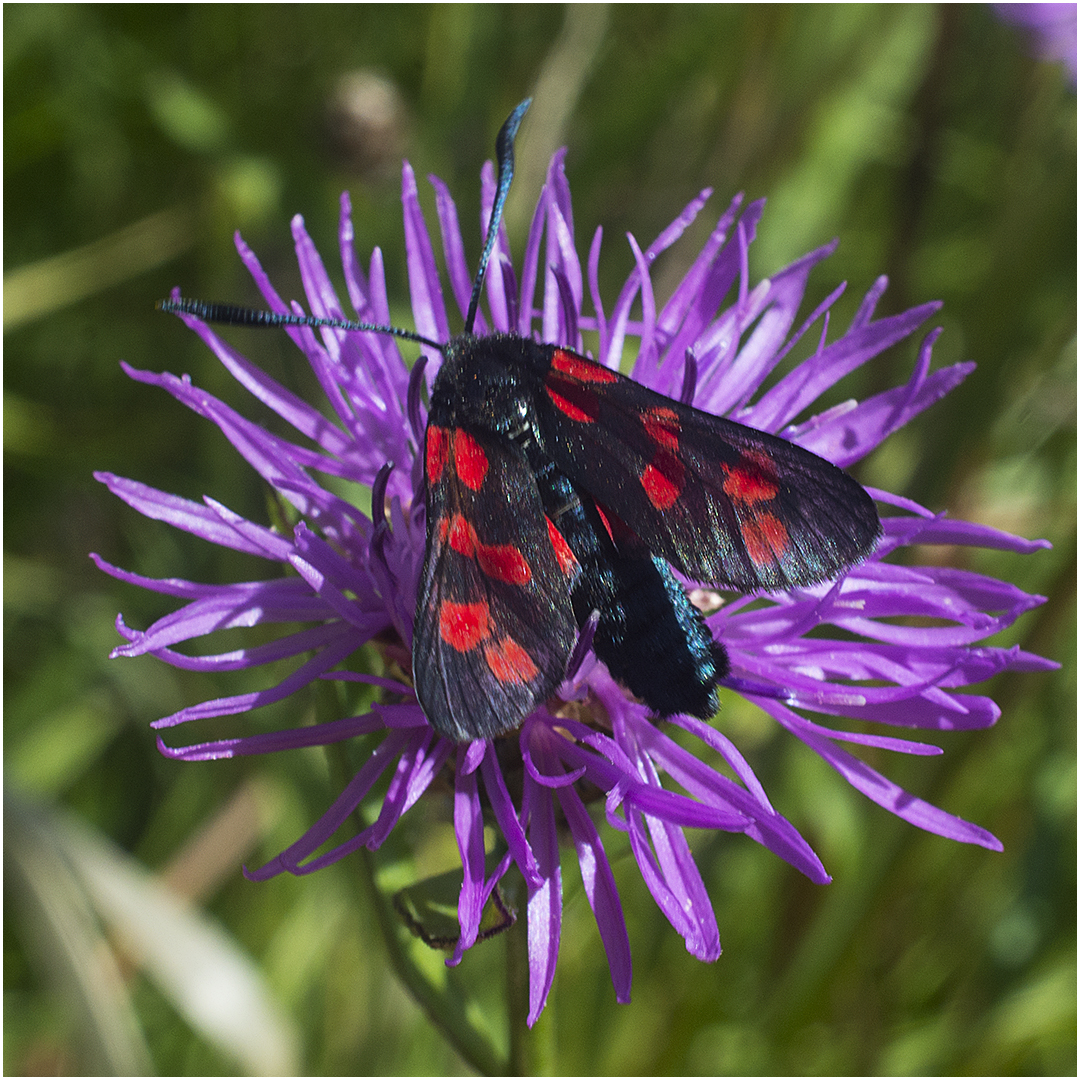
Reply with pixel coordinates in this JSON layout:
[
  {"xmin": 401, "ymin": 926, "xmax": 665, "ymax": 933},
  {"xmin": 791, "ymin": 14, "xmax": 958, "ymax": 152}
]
[{"xmin": 5, "ymin": 5, "xmax": 1075, "ymax": 1074}]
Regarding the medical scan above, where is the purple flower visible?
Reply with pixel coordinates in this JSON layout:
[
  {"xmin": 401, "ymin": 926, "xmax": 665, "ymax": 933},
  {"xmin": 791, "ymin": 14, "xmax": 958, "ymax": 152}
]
[
  {"xmin": 996, "ymin": 2, "xmax": 1078, "ymax": 87},
  {"xmin": 95, "ymin": 145, "xmax": 1054, "ymax": 1024}
]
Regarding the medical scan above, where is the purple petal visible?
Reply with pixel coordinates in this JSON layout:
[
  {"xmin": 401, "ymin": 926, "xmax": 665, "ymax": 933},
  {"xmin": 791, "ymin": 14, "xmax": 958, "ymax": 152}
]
[
  {"xmin": 401, "ymin": 161, "xmax": 451, "ymax": 345},
  {"xmin": 150, "ymin": 632, "xmax": 361, "ymax": 728},
  {"xmin": 477, "ymin": 159, "xmax": 514, "ymax": 335},
  {"xmin": 762, "ymin": 699, "xmax": 1004, "ymax": 849},
  {"xmin": 698, "ymin": 240, "xmax": 837, "ymax": 414},
  {"xmin": 523, "ymin": 745, "xmax": 562, "ymax": 1027},
  {"xmin": 625, "ymin": 802, "xmax": 721, "ymax": 961},
  {"xmin": 157, "ymin": 710, "xmax": 388, "ymax": 760},
  {"xmin": 111, "ymin": 578, "xmax": 348, "ymax": 656},
  {"xmin": 542, "ymin": 150, "xmax": 582, "ymax": 345},
  {"xmin": 794, "ymin": 353, "xmax": 975, "ymax": 466},
  {"xmin": 556, "ymin": 783, "xmax": 632, "ymax": 1003},
  {"xmin": 629, "ymin": 713, "xmax": 828, "ymax": 883},
  {"xmin": 337, "ymin": 191, "xmax": 369, "ymax": 309},
  {"xmin": 481, "ymin": 746, "xmax": 542, "ymax": 889},
  {"xmin": 429, "ymin": 174, "xmax": 475, "ymax": 328},
  {"xmin": 245, "ymin": 728, "xmax": 416, "ymax": 879},
  {"xmin": 745, "ymin": 300, "xmax": 942, "ymax": 433},
  {"xmin": 517, "ymin": 173, "xmax": 549, "ymax": 338},
  {"xmin": 365, "ymin": 728, "xmax": 447, "ymax": 850},
  {"xmin": 449, "ymin": 748, "xmax": 486, "ymax": 964},
  {"xmin": 118, "ymin": 621, "xmax": 356, "ymax": 674},
  {"xmin": 640, "ymin": 195, "xmax": 755, "ymax": 386},
  {"xmin": 120, "ymin": 364, "xmax": 375, "ymax": 545},
  {"xmin": 876, "ymin": 506, "xmax": 1052, "ymax": 555},
  {"xmin": 91, "ymin": 551, "xmax": 237, "ymax": 599},
  {"xmin": 625, "ymin": 232, "xmax": 657, "ymax": 373},
  {"xmin": 96, "ymin": 472, "xmax": 279, "ymax": 557}
]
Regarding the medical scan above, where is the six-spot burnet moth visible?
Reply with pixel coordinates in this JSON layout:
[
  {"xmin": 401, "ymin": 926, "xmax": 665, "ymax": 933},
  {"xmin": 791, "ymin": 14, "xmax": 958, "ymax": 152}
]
[{"xmin": 161, "ymin": 99, "xmax": 882, "ymax": 743}]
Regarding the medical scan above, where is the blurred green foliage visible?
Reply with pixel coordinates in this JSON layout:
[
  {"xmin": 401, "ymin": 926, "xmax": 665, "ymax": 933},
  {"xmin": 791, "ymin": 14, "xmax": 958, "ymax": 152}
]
[{"xmin": 5, "ymin": 5, "xmax": 1074, "ymax": 1075}]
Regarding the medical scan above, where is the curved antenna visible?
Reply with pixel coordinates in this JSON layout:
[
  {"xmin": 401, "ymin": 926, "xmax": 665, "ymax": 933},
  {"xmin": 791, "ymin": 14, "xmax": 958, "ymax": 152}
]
[
  {"xmin": 464, "ymin": 98, "xmax": 531, "ymax": 334},
  {"xmin": 159, "ymin": 100, "xmax": 531, "ymax": 349},
  {"xmin": 157, "ymin": 298, "xmax": 444, "ymax": 351}
]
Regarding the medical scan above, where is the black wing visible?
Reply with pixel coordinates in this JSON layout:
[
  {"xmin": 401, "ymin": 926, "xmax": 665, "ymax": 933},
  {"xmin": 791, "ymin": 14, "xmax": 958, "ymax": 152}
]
[
  {"xmin": 534, "ymin": 346, "xmax": 881, "ymax": 593},
  {"xmin": 413, "ymin": 423, "xmax": 577, "ymax": 741}
]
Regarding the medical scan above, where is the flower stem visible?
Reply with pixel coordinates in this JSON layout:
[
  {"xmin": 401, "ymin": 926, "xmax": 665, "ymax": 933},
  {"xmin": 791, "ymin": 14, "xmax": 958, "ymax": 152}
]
[
  {"xmin": 316, "ymin": 680, "xmax": 506, "ymax": 1074},
  {"xmin": 506, "ymin": 900, "xmax": 556, "ymax": 1075},
  {"xmin": 506, "ymin": 907, "xmax": 530, "ymax": 1074},
  {"xmin": 352, "ymin": 845, "xmax": 506, "ymax": 1075}
]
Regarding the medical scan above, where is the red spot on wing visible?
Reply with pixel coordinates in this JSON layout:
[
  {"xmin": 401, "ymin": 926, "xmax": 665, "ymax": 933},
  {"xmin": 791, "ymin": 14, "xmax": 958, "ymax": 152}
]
[
  {"xmin": 546, "ymin": 377, "xmax": 601, "ymax": 423},
  {"xmin": 440, "ymin": 514, "xmax": 532, "ymax": 585},
  {"xmin": 545, "ymin": 349, "xmax": 616, "ymax": 422},
  {"xmin": 594, "ymin": 504, "xmax": 615, "ymax": 541},
  {"xmin": 484, "ymin": 636, "xmax": 539, "ymax": 684},
  {"xmin": 453, "ymin": 430, "xmax": 488, "ymax": 490},
  {"xmin": 641, "ymin": 406, "xmax": 680, "ymax": 450},
  {"xmin": 722, "ymin": 452, "xmax": 779, "ymax": 504},
  {"xmin": 550, "ymin": 348, "xmax": 617, "ymax": 384},
  {"xmin": 477, "ymin": 543, "xmax": 531, "ymax": 586},
  {"xmin": 426, "ymin": 426, "xmax": 449, "ymax": 485},
  {"xmin": 640, "ymin": 449, "xmax": 685, "ymax": 510},
  {"xmin": 439, "ymin": 599, "xmax": 490, "ymax": 651},
  {"xmin": 740, "ymin": 512, "xmax": 790, "ymax": 566},
  {"xmin": 546, "ymin": 517, "xmax": 579, "ymax": 577},
  {"xmin": 442, "ymin": 514, "xmax": 476, "ymax": 556}
]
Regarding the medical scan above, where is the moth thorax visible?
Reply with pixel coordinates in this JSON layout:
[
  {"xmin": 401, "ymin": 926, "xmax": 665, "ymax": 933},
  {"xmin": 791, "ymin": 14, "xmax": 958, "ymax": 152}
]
[{"xmin": 433, "ymin": 355, "xmax": 534, "ymax": 437}]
